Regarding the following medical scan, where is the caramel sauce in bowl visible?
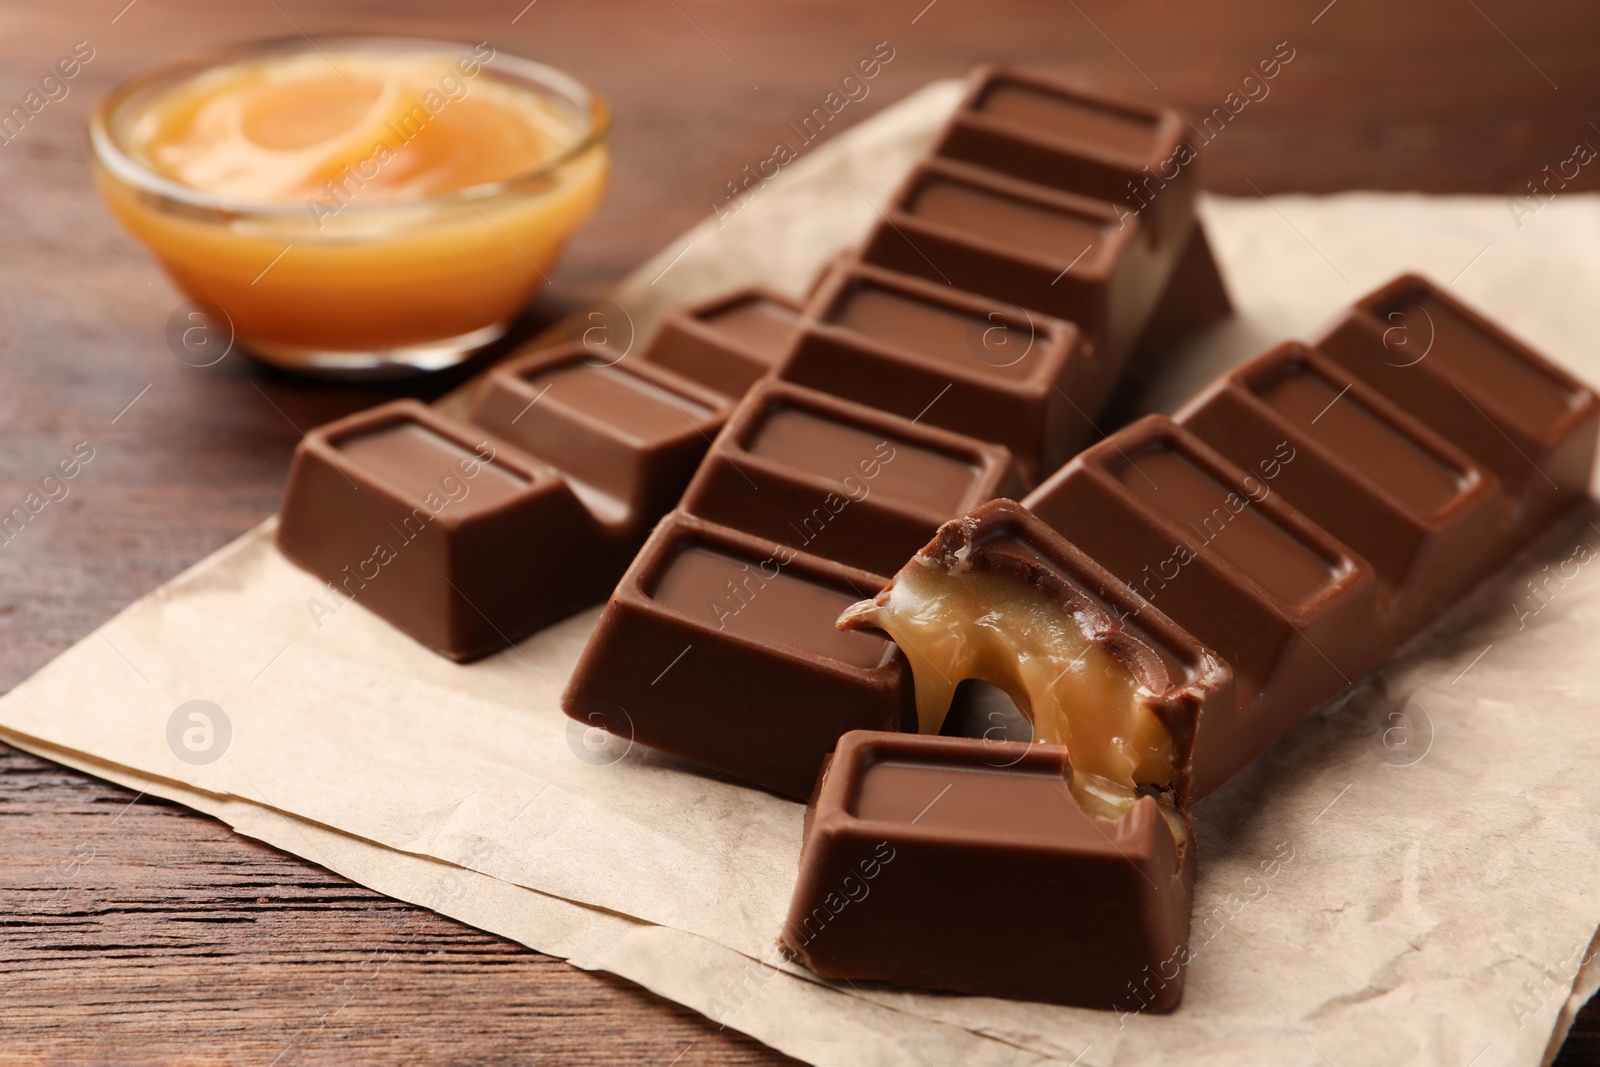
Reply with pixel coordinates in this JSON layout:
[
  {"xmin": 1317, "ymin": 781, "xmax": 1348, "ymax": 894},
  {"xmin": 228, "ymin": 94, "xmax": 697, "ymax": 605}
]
[{"xmin": 90, "ymin": 37, "xmax": 610, "ymax": 377}]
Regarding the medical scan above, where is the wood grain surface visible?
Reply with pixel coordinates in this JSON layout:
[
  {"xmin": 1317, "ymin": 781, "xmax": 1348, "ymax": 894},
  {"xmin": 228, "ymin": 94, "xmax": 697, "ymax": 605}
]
[{"xmin": 2, "ymin": 0, "xmax": 1598, "ymax": 1062}]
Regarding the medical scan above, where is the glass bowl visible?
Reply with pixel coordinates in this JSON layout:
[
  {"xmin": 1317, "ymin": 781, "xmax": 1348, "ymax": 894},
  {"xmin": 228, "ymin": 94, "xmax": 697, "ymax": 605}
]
[{"xmin": 90, "ymin": 37, "xmax": 611, "ymax": 378}]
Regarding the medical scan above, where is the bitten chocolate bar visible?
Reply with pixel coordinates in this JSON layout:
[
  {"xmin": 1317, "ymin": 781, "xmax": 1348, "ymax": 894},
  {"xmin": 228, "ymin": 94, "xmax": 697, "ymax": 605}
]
[
  {"xmin": 853, "ymin": 274, "xmax": 1599, "ymax": 804},
  {"xmin": 779, "ymin": 731, "xmax": 1194, "ymax": 1011},
  {"xmin": 824, "ymin": 273, "xmax": 1599, "ymax": 1006}
]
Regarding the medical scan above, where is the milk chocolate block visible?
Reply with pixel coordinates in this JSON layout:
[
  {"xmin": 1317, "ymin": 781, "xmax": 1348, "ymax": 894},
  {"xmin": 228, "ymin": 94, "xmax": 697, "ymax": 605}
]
[
  {"xmin": 1178, "ymin": 341, "xmax": 1503, "ymax": 631},
  {"xmin": 774, "ymin": 261, "xmax": 1091, "ymax": 482},
  {"xmin": 860, "ymin": 67, "xmax": 1228, "ymax": 374},
  {"xmin": 563, "ymin": 513, "xmax": 914, "ymax": 799},
  {"xmin": 860, "ymin": 158, "xmax": 1168, "ymax": 361},
  {"xmin": 277, "ymin": 400, "xmax": 606, "ymax": 661},
  {"xmin": 1314, "ymin": 273, "xmax": 1600, "ymax": 540},
  {"xmin": 679, "ymin": 380, "xmax": 1021, "ymax": 578},
  {"xmin": 780, "ymin": 731, "xmax": 1194, "ymax": 1011},
  {"xmin": 467, "ymin": 343, "xmax": 730, "ymax": 555},
  {"xmin": 642, "ymin": 287, "xmax": 803, "ymax": 397},
  {"xmin": 934, "ymin": 66, "xmax": 1198, "ymax": 253},
  {"xmin": 1024, "ymin": 416, "xmax": 1377, "ymax": 767}
]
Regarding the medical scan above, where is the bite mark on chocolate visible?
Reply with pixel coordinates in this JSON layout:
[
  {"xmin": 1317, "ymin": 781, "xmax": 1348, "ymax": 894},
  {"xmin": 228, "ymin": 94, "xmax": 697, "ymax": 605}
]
[{"xmin": 839, "ymin": 499, "xmax": 1229, "ymax": 821}]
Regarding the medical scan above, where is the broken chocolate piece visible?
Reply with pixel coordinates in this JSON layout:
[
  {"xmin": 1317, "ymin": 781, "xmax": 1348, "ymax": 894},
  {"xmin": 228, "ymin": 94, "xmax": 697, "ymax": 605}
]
[
  {"xmin": 276, "ymin": 400, "xmax": 608, "ymax": 661},
  {"xmin": 780, "ymin": 730, "xmax": 1194, "ymax": 1011}
]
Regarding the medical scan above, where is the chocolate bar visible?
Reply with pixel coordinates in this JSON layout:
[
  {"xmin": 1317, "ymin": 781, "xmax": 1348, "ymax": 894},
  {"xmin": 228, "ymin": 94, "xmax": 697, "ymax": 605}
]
[
  {"xmin": 779, "ymin": 730, "xmax": 1194, "ymax": 1011},
  {"xmin": 564, "ymin": 67, "xmax": 1233, "ymax": 795},
  {"xmin": 819, "ymin": 273, "xmax": 1598, "ymax": 1006}
]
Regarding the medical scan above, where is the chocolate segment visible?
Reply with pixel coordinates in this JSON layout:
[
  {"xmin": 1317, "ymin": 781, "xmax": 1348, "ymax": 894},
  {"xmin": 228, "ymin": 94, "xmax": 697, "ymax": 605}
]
[
  {"xmin": 775, "ymin": 261, "xmax": 1091, "ymax": 482},
  {"xmin": 1179, "ymin": 342, "xmax": 1502, "ymax": 629},
  {"xmin": 563, "ymin": 513, "xmax": 914, "ymax": 799},
  {"xmin": 860, "ymin": 159, "xmax": 1148, "ymax": 351},
  {"xmin": 680, "ymin": 380, "xmax": 1021, "ymax": 578},
  {"xmin": 642, "ymin": 287, "xmax": 804, "ymax": 397},
  {"xmin": 277, "ymin": 400, "xmax": 607, "ymax": 661},
  {"xmin": 935, "ymin": 67, "xmax": 1197, "ymax": 250},
  {"xmin": 1024, "ymin": 417, "xmax": 1376, "ymax": 759},
  {"xmin": 1314, "ymin": 274, "xmax": 1599, "ymax": 540},
  {"xmin": 467, "ymin": 342, "xmax": 729, "ymax": 552},
  {"xmin": 780, "ymin": 731, "xmax": 1194, "ymax": 1011}
]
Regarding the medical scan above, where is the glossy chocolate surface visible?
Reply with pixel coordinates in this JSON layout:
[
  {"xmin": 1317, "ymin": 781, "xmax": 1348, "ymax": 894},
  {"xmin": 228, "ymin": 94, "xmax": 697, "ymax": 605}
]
[
  {"xmin": 781, "ymin": 731, "xmax": 1194, "ymax": 1010},
  {"xmin": 276, "ymin": 400, "xmax": 608, "ymax": 662},
  {"xmin": 650, "ymin": 543, "xmax": 891, "ymax": 669},
  {"xmin": 338, "ymin": 421, "xmax": 530, "ymax": 510},
  {"xmin": 936, "ymin": 66, "xmax": 1196, "ymax": 248},
  {"xmin": 776, "ymin": 260, "xmax": 1092, "ymax": 484},
  {"xmin": 677, "ymin": 380, "xmax": 1020, "ymax": 579},
  {"xmin": 1112, "ymin": 443, "xmax": 1343, "ymax": 607},
  {"xmin": 976, "ymin": 79, "xmax": 1162, "ymax": 157},
  {"xmin": 468, "ymin": 343, "xmax": 728, "ymax": 543},
  {"xmin": 563, "ymin": 513, "xmax": 914, "ymax": 799},
  {"xmin": 705, "ymin": 295, "xmax": 802, "ymax": 362},
  {"xmin": 642, "ymin": 287, "xmax": 804, "ymax": 398}
]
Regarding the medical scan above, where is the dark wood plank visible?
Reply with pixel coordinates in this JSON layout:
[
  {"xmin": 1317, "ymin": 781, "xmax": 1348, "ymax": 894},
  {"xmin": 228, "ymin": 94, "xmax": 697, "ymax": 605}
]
[
  {"xmin": 1, "ymin": 0, "xmax": 1597, "ymax": 1061},
  {"xmin": 0, "ymin": 744, "xmax": 797, "ymax": 1065}
]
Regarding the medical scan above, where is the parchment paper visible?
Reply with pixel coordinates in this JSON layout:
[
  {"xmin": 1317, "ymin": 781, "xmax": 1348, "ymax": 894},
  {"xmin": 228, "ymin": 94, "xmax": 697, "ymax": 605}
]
[{"xmin": 6, "ymin": 78, "xmax": 1600, "ymax": 1066}]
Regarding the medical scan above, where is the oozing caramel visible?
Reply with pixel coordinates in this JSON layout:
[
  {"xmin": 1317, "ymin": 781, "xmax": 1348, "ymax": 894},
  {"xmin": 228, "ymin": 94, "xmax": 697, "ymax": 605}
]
[{"xmin": 841, "ymin": 559, "xmax": 1176, "ymax": 820}]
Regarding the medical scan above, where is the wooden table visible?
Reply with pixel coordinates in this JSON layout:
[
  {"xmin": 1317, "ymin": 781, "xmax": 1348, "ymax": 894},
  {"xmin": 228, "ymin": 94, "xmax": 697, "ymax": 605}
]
[{"xmin": 4, "ymin": 0, "xmax": 1598, "ymax": 1061}]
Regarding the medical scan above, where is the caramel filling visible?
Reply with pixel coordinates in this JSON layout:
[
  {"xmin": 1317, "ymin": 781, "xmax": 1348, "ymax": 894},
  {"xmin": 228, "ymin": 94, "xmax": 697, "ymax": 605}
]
[{"xmin": 842, "ymin": 561, "xmax": 1177, "ymax": 821}]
